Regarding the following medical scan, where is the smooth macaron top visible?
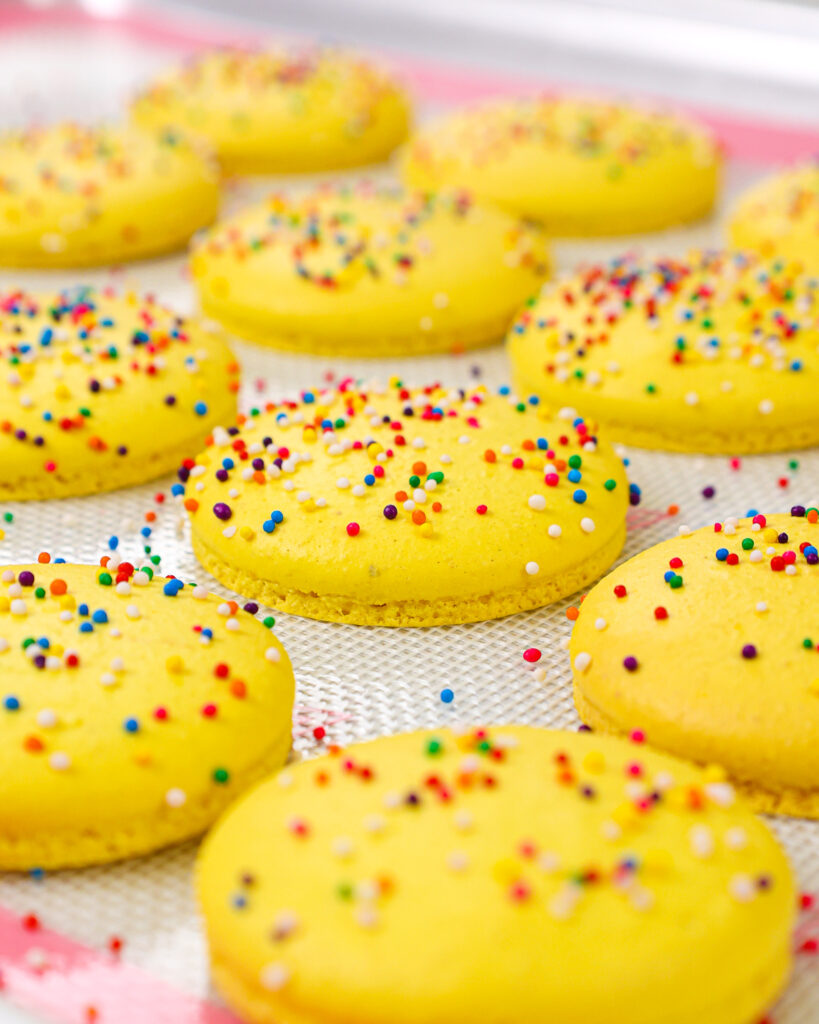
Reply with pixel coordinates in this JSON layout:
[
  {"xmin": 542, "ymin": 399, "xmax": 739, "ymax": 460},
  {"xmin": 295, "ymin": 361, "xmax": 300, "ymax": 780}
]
[
  {"xmin": 198, "ymin": 726, "xmax": 794, "ymax": 1024},
  {"xmin": 0, "ymin": 122, "xmax": 219, "ymax": 266},
  {"xmin": 132, "ymin": 47, "xmax": 411, "ymax": 174},
  {"xmin": 190, "ymin": 184, "xmax": 550, "ymax": 356},
  {"xmin": 0, "ymin": 563, "xmax": 295, "ymax": 869},
  {"xmin": 0, "ymin": 286, "xmax": 239, "ymax": 499},
  {"xmin": 401, "ymin": 96, "xmax": 720, "ymax": 235},
  {"xmin": 508, "ymin": 251, "xmax": 819, "ymax": 453},
  {"xmin": 571, "ymin": 510, "xmax": 819, "ymax": 813},
  {"xmin": 730, "ymin": 163, "xmax": 819, "ymax": 272},
  {"xmin": 182, "ymin": 382, "xmax": 629, "ymax": 624}
]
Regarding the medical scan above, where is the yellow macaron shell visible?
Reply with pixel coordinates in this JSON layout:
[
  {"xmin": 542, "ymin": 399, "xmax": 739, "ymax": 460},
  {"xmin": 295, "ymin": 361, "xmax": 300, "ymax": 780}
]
[
  {"xmin": 131, "ymin": 48, "xmax": 411, "ymax": 175},
  {"xmin": 184, "ymin": 383, "xmax": 629, "ymax": 626},
  {"xmin": 190, "ymin": 186, "xmax": 550, "ymax": 356},
  {"xmin": 401, "ymin": 97, "xmax": 721, "ymax": 236},
  {"xmin": 0, "ymin": 123, "xmax": 219, "ymax": 267},
  {"xmin": 729, "ymin": 164, "xmax": 819, "ymax": 272},
  {"xmin": 508, "ymin": 251, "xmax": 819, "ymax": 453},
  {"xmin": 0, "ymin": 563, "xmax": 295, "ymax": 870},
  {"xmin": 571, "ymin": 512, "xmax": 819, "ymax": 816},
  {"xmin": 197, "ymin": 726, "xmax": 795, "ymax": 1024},
  {"xmin": 0, "ymin": 287, "xmax": 239, "ymax": 499}
]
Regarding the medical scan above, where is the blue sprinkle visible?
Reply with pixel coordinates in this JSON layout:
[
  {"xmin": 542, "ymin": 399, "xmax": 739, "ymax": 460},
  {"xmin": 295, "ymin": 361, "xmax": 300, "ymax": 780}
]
[
  {"xmin": 123, "ymin": 717, "xmax": 140, "ymax": 733},
  {"xmin": 92, "ymin": 609, "xmax": 108, "ymax": 624},
  {"xmin": 271, "ymin": 510, "xmax": 284, "ymax": 524},
  {"xmin": 79, "ymin": 622, "xmax": 94, "ymax": 633},
  {"xmin": 163, "ymin": 579, "xmax": 184, "ymax": 597},
  {"xmin": 78, "ymin": 603, "xmax": 89, "ymax": 617},
  {"xmin": 715, "ymin": 548, "xmax": 729, "ymax": 561},
  {"xmin": 440, "ymin": 688, "xmax": 454, "ymax": 704},
  {"xmin": 567, "ymin": 469, "xmax": 582, "ymax": 483},
  {"xmin": 663, "ymin": 570, "xmax": 676, "ymax": 582},
  {"xmin": 536, "ymin": 438, "xmax": 548, "ymax": 450},
  {"xmin": 4, "ymin": 695, "xmax": 20, "ymax": 711},
  {"xmin": 108, "ymin": 536, "xmax": 119, "ymax": 550},
  {"xmin": 194, "ymin": 401, "xmax": 208, "ymax": 416},
  {"xmin": 499, "ymin": 385, "xmax": 510, "ymax": 396},
  {"xmin": 263, "ymin": 520, "xmax": 276, "ymax": 534},
  {"xmin": 572, "ymin": 489, "xmax": 587, "ymax": 504},
  {"xmin": 364, "ymin": 474, "xmax": 376, "ymax": 486},
  {"xmin": 171, "ymin": 483, "xmax": 184, "ymax": 497}
]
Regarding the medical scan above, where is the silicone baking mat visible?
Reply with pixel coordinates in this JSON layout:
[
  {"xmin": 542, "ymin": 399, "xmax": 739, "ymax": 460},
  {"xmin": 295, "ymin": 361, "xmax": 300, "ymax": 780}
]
[{"xmin": 0, "ymin": 5, "xmax": 818, "ymax": 1022}]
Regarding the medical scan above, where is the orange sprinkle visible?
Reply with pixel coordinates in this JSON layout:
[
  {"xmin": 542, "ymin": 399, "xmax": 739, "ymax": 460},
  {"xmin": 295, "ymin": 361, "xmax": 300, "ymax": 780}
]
[
  {"xmin": 522, "ymin": 439, "xmax": 535, "ymax": 451},
  {"xmin": 484, "ymin": 449, "xmax": 497, "ymax": 463},
  {"xmin": 667, "ymin": 504, "xmax": 680, "ymax": 516},
  {"xmin": 49, "ymin": 579, "xmax": 67, "ymax": 596},
  {"xmin": 230, "ymin": 679, "xmax": 247, "ymax": 699},
  {"xmin": 23, "ymin": 735, "xmax": 44, "ymax": 753},
  {"xmin": 566, "ymin": 606, "xmax": 579, "ymax": 621},
  {"xmin": 37, "ymin": 552, "xmax": 50, "ymax": 564},
  {"xmin": 395, "ymin": 490, "xmax": 408, "ymax": 502},
  {"xmin": 809, "ymin": 509, "xmax": 819, "ymax": 524},
  {"xmin": 412, "ymin": 510, "xmax": 427, "ymax": 525},
  {"xmin": 412, "ymin": 461, "xmax": 427, "ymax": 475},
  {"xmin": 184, "ymin": 498, "xmax": 199, "ymax": 512},
  {"xmin": 432, "ymin": 501, "xmax": 442, "ymax": 513}
]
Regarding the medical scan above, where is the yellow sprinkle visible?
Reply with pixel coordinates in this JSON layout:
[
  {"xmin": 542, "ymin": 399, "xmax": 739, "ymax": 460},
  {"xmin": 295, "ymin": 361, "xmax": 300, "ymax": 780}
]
[
  {"xmin": 367, "ymin": 442, "xmax": 383, "ymax": 460},
  {"xmin": 642, "ymin": 849, "xmax": 673, "ymax": 875},
  {"xmin": 302, "ymin": 427, "xmax": 317, "ymax": 443},
  {"xmin": 809, "ymin": 679, "xmax": 819, "ymax": 696},
  {"xmin": 0, "ymin": 596, "xmax": 9, "ymax": 612},
  {"xmin": 702, "ymin": 764, "xmax": 728, "ymax": 784},
  {"xmin": 763, "ymin": 527, "xmax": 779, "ymax": 543},
  {"xmin": 612, "ymin": 801, "xmax": 640, "ymax": 828},
  {"xmin": 582, "ymin": 751, "xmax": 606, "ymax": 774},
  {"xmin": 54, "ymin": 383, "xmax": 71, "ymax": 400},
  {"xmin": 492, "ymin": 858, "xmax": 520, "ymax": 885},
  {"xmin": 59, "ymin": 594, "xmax": 76, "ymax": 610},
  {"xmin": 239, "ymin": 526, "xmax": 255, "ymax": 541},
  {"xmin": 419, "ymin": 522, "xmax": 434, "ymax": 538},
  {"xmin": 166, "ymin": 655, "xmax": 185, "ymax": 674}
]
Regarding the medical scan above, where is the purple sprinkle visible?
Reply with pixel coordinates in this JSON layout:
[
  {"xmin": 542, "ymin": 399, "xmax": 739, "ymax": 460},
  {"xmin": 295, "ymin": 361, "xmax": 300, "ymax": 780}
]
[
  {"xmin": 252, "ymin": 458, "xmax": 264, "ymax": 471},
  {"xmin": 243, "ymin": 602, "xmax": 259, "ymax": 614},
  {"xmin": 578, "ymin": 724, "xmax": 593, "ymax": 733},
  {"xmin": 383, "ymin": 504, "xmax": 398, "ymax": 520},
  {"xmin": 623, "ymin": 656, "xmax": 639, "ymax": 671},
  {"xmin": 791, "ymin": 505, "xmax": 806, "ymax": 517},
  {"xmin": 213, "ymin": 502, "xmax": 232, "ymax": 521},
  {"xmin": 742, "ymin": 644, "xmax": 757, "ymax": 659},
  {"xmin": 215, "ymin": 469, "xmax": 229, "ymax": 482},
  {"xmin": 164, "ymin": 395, "xmax": 177, "ymax": 406},
  {"xmin": 18, "ymin": 571, "xmax": 35, "ymax": 586},
  {"xmin": 778, "ymin": 532, "xmax": 789, "ymax": 543},
  {"xmin": 808, "ymin": 553, "xmax": 819, "ymax": 565},
  {"xmin": 702, "ymin": 486, "xmax": 715, "ymax": 499}
]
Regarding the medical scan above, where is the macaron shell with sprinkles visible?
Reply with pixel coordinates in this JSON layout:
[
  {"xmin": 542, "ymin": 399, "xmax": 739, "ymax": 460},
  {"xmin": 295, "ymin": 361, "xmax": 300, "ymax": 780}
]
[
  {"xmin": 183, "ymin": 382, "xmax": 629, "ymax": 626},
  {"xmin": 508, "ymin": 251, "xmax": 819, "ymax": 453},
  {"xmin": 729, "ymin": 163, "xmax": 819, "ymax": 273},
  {"xmin": 0, "ymin": 563, "xmax": 294, "ymax": 870},
  {"xmin": 0, "ymin": 287, "xmax": 239, "ymax": 500},
  {"xmin": 0, "ymin": 122, "xmax": 219, "ymax": 268},
  {"xmin": 131, "ymin": 48, "xmax": 411, "ymax": 175},
  {"xmin": 190, "ymin": 185, "xmax": 550, "ymax": 357},
  {"xmin": 571, "ymin": 511, "xmax": 819, "ymax": 817},
  {"xmin": 197, "ymin": 726, "xmax": 794, "ymax": 1024},
  {"xmin": 400, "ymin": 97, "xmax": 720, "ymax": 236}
]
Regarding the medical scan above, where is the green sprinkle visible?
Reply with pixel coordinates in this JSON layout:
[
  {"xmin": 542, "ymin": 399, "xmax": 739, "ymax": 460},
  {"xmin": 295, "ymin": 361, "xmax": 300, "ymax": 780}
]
[
  {"xmin": 408, "ymin": 475, "xmax": 421, "ymax": 488},
  {"xmin": 604, "ymin": 479, "xmax": 617, "ymax": 491},
  {"xmin": 568, "ymin": 455, "xmax": 582, "ymax": 469},
  {"xmin": 803, "ymin": 638, "xmax": 814, "ymax": 650},
  {"xmin": 425, "ymin": 738, "xmax": 443, "ymax": 756},
  {"xmin": 213, "ymin": 768, "xmax": 230, "ymax": 784},
  {"xmin": 669, "ymin": 575, "xmax": 683, "ymax": 589},
  {"xmin": 263, "ymin": 616, "xmax": 276, "ymax": 629},
  {"xmin": 741, "ymin": 538, "xmax": 754, "ymax": 550},
  {"xmin": 98, "ymin": 572, "xmax": 112, "ymax": 586},
  {"xmin": 34, "ymin": 587, "xmax": 46, "ymax": 599}
]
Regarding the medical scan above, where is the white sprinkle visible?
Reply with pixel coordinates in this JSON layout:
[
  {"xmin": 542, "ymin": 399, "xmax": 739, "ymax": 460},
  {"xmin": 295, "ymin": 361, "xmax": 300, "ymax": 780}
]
[
  {"xmin": 756, "ymin": 601, "xmax": 768, "ymax": 613},
  {"xmin": 548, "ymin": 524, "xmax": 562, "ymax": 538},
  {"xmin": 525, "ymin": 561, "xmax": 540, "ymax": 576},
  {"xmin": 573, "ymin": 652, "xmax": 592, "ymax": 673},
  {"xmin": 132, "ymin": 571, "xmax": 151, "ymax": 586},
  {"xmin": 193, "ymin": 586, "xmax": 209, "ymax": 600},
  {"xmin": 126, "ymin": 605, "xmax": 141, "ymax": 620},
  {"xmin": 704, "ymin": 782, "xmax": 736, "ymax": 807},
  {"xmin": 37, "ymin": 709, "xmax": 57, "ymax": 728},
  {"xmin": 265, "ymin": 647, "xmax": 281, "ymax": 663},
  {"xmin": 689, "ymin": 824, "xmax": 715, "ymax": 858},
  {"xmin": 363, "ymin": 815, "xmax": 386, "ymax": 834},
  {"xmin": 10, "ymin": 599, "xmax": 27, "ymax": 616},
  {"xmin": 594, "ymin": 618, "xmax": 607, "ymax": 631},
  {"xmin": 684, "ymin": 391, "xmax": 700, "ymax": 406},
  {"xmin": 725, "ymin": 827, "xmax": 748, "ymax": 851},
  {"xmin": 332, "ymin": 836, "xmax": 354, "ymax": 859},
  {"xmin": 165, "ymin": 788, "xmax": 187, "ymax": 808},
  {"xmin": 259, "ymin": 962, "xmax": 290, "ymax": 991},
  {"xmin": 226, "ymin": 617, "xmax": 240, "ymax": 631},
  {"xmin": 758, "ymin": 399, "xmax": 774, "ymax": 415},
  {"xmin": 115, "ymin": 581, "xmax": 131, "ymax": 596},
  {"xmin": 222, "ymin": 526, "xmax": 236, "ymax": 538},
  {"xmin": 580, "ymin": 517, "xmax": 595, "ymax": 533},
  {"xmin": 447, "ymin": 851, "xmax": 469, "ymax": 872},
  {"xmin": 729, "ymin": 874, "xmax": 756, "ymax": 903},
  {"xmin": 528, "ymin": 494, "xmax": 546, "ymax": 511},
  {"xmin": 49, "ymin": 752, "xmax": 71, "ymax": 771},
  {"xmin": 100, "ymin": 673, "xmax": 117, "ymax": 687},
  {"xmin": 453, "ymin": 810, "xmax": 473, "ymax": 832}
]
